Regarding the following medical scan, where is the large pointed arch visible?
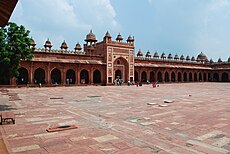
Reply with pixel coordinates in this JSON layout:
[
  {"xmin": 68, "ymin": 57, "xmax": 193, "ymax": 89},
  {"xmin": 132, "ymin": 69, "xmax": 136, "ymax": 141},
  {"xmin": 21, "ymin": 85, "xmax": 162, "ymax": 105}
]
[
  {"xmin": 221, "ymin": 72, "xmax": 228, "ymax": 82},
  {"xmin": 150, "ymin": 71, "xmax": 155, "ymax": 82},
  {"xmin": 93, "ymin": 69, "xmax": 101, "ymax": 83},
  {"xmin": 171, "ymin": 72, "xmax": 176, "ymax": 82},
  {"xmin": 17, "ymin": 67, "xmax": 28, "ymax": 84},
  {"xmin": 51, "ymin": 68, "xmax": 61, "ymax": 84},
  {"xmin": 34, "ymin": 68, "xmax": 45, "ymax": 84},
  {"xmin": 165, "ymin": 72, "xmax": 169, "ymax": 82},
  {"xmin": 80, "ymin": 69, "xmax": 89, "ymax": 84},
  {"xmin": 66, "ymin": 69, "xmax": 75, "ymax": 84},
  {"xmin": 141, "ymin": 71, "xmax": 147, "ymax": 82}
]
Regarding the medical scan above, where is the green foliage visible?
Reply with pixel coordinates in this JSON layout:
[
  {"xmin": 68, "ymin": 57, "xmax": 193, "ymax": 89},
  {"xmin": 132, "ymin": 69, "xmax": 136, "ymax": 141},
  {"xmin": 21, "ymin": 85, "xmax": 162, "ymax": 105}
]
[{"xmin": 0, "ymin": 22, "xmax": 34, "ymax": 84}]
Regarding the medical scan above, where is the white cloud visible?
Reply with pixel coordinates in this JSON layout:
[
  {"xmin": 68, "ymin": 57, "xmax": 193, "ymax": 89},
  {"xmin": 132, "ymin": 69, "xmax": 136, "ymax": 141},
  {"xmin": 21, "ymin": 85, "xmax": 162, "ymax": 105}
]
[{"xmin": 10, "ymin": 0, "xmax": 120, "ymax": 49}]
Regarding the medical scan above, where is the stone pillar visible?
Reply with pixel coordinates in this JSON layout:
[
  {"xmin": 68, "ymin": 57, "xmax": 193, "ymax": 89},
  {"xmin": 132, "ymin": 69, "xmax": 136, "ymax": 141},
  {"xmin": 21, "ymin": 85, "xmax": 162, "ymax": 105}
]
[
  {"xmin": 62, "ymin": 68, "xmax": 66, "ymax": 85},
  {"xmin": 90, "ymin": 68, "xmax": 93, "ymax": 84},
  {"xmin": 29, "ymin": 62, "xmax": 33, "ymax": 84}
]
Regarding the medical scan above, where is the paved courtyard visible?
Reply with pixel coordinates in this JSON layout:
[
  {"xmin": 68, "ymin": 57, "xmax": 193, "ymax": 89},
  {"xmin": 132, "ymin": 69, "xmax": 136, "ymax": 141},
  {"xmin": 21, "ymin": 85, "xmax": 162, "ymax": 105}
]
[{"xmin": 0, "ymin": 83, "xmax": 230, "ymax": 154}]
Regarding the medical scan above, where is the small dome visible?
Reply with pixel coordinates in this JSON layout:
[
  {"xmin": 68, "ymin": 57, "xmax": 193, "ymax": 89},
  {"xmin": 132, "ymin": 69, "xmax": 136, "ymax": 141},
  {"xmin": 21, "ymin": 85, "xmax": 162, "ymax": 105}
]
[
  {"xmin": 105, "ymin": 31, "xmax": 111, "ymax": 38},
  {"xmin": 186, "ymin": 55, "xmax": 190, "ymax": 61},
  {"xmin": 153, "ymin": 52, "xmax": 159, "ymax": 58},
  {"xmin": 85, "ymin": 30, "xmax": 97, "ymax": 42},
  {"xmin": 180, "ymin": 55, "xmax": 185, "ymax": 61},
  {"xmin": 218, "ymin": 58, "xmax": 222, "ymax": 63},
  {"xmin": 197, "ymin": 52, "xmax": 208, "ymax": 62},
  {"xmin": 127, "ymin": 35, "xmax": 134, "ymax": 42},
  {"xmin": 44, "ymin": 38, "xmax": 52, "ymax": 48},
  {"xmin": 137, "ymin": 49, "xmax": 143, "ymax": 57},
  {"xmin": 191, "ymin": 56, "xmax": 196, "ymax": 61},
  {"xmin": 74, "ymin": 42, "xmax": 82, "ymax": 51},
  {"xmin": 161, "ymin": 52, "xmax": 166, "ymax": 59},
  {"xmin": 145, "ymin": 51, "xmax": 151, "ymax": 57},
  {"xmin": 210, "ymin": 58, "xmax": 214, "ymax": 63},
  {"xmin": 60, "ymin": 40, "xmax": 68, "ymax": 49},
  {"xmin": 168, "ymin": 53, "xmax": 173, "ymax": 59},
  {"xmin": 31, "ymin": 38, "xmax": 36, "ymax": 47},
  {"xmin": 228, "ymin": 57, "xmax": 230, "ymax": 62},
  {"xmin": 116, "ymin": 33, "xmax": 123, "ymax": 41},
  {"xmin": 174, "ymin": 54, "xmax": 179, "ymax": 60}
]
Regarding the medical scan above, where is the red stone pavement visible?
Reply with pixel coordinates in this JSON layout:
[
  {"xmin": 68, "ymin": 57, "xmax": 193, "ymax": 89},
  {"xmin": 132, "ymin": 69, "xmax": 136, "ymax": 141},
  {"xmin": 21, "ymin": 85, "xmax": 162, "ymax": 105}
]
[{"xmin": 0, "ymin": 83, "xmax": 230, "ymax": 154}]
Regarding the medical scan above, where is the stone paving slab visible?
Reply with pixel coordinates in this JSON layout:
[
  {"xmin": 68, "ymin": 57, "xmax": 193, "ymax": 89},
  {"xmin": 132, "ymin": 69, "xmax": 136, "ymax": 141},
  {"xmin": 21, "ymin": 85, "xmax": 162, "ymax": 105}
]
[{"xmin": 0, "ymin": 83, "xmax": 230, "ymax": 153}]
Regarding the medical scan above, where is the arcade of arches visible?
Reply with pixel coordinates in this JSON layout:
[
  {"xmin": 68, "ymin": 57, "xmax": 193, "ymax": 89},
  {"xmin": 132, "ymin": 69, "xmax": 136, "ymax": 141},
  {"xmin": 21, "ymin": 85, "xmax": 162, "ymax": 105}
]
[{"xmin": 8, "ymin": 31, "xmax": 230, "ymax": 86}]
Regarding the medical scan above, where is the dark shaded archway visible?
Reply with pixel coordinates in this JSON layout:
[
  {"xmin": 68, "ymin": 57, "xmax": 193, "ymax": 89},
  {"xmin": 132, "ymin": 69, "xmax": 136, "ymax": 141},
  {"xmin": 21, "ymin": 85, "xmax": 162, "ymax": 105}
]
[
  {"xmin": 199, "ymin": 73, "xmax": 202, "ymax": 81},
  {"xmin": 34, "ymin": 68, "xmax": 45, "ymax": 84},
  {"xmin": 80, "ymin": 69, "xmax": 89, "ymax": 84},
  {"xmin": 17, "ymin": 67, "xmax": 28, "ymax": 84},
  {"xmin": 203, "ymin": 73, "xmax": 207, "ymax": 81},
  {"xmin": 183, "ymin": 72, "xmax": 187, "ymax": 82},
  {"xmin": 208, "ymin": 73, "xmax": 211, "ymax": 81},
  {"xmin": 213, "ymin": 73, "xmax": 219, "ymax": 82},
  {"xmin": 93, "ymin": 69, "xmax": 101, "ymax": 83},
  {"xmin": 221, "ymin": 72, "xmax": 228, "ymax": 82},
  {"xmin": 194, "ymin": 73, "xmax": 197, "ymax": 81},
  {"xmin": 157, "ymin": 72, "xmax": 162, "ymax": 82},
  {"xmin": 150, "ymin": 71, "xmax": 155, "ymax": 82},
  {"xmin": 189, "ymin": 72, "xmax": 192, "ymax": 81},
  {"xmin": 141, "ymin": 71, "xmax": 147, "ymax": 82},
  {"xmin": 51, "ymin": 68, "xmax": 61, "ymax": 84},
  {"xmin": 115, "ymin": 69, "xmax": 122, "ymax": 79},
  {"xmin": 165, "ymin": 72, "xmax": 169, "ymax": 82},
  {"xmin": 66, "ymin": 69, "xmax": 75, "ymax": 84},
  {"xmin": 178, "ymin": 72, "xmax": 182, "ymax": 82},
  {"xmin": 134, "ymin": 71, "xmax": 138, "ymax": 82},
  {"xmin": 171, "ymin": 72, "xmax": 175, "ymax": 82}
]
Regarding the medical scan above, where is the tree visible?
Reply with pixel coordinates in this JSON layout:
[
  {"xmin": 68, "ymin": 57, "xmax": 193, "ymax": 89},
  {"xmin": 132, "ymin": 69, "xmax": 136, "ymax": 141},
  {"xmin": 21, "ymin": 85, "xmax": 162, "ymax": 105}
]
[{"xmin": 0, "ymin": 22, "xmax": 34, "ymax": 85}]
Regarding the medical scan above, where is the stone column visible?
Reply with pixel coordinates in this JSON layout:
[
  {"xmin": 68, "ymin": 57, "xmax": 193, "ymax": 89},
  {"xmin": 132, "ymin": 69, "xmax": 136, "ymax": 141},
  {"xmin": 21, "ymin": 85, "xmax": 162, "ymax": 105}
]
[
  {"xmin": 62, "ymin": 68, "xmax": 66, "ymax": 85},
  {"xmin": 90, "ymin": 68, "xmax": 93, "ymax": 84},
  {"xmin": 47, "ymin": 63, "xmax": 51, "ymax": 84},
  {"xmin": 29, "ymin": 62, "xmax": 33, "ymax": 84}
]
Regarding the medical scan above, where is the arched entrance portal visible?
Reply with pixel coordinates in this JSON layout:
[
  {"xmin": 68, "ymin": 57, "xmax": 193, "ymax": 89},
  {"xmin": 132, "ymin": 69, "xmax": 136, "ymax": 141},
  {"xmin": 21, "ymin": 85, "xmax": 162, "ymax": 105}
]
[
  {"xmin": 189, "ymin": 72, "xmax": 192, "ymax": 81},
  {"xmin": 134, "ymin": 71, "xmax": 138, "ymax": 82},
  {"xmin": 178, "ymin": 72, "xmax": 182, "ymax": 82},
  {"xmin": 150, "ymin": 71, "xmax": 155, "ymax": 82},
  {"xmin": 157, "ymin": 72, "xmax": 162, "ymax": 82},
  {"xmin": 93, "ymin": 69, "xmax": 101, "ymax": 83},
  {"xmin": 66, "ymin": 69, "xmax": 75, "ymax": 84},
  {"xmin": 183, "ymin": 72, "xmax": 187, "ymax": 82},
  {"xmin": 34, "ymin": 68, "xmax": 45, "ymax": 84},
  {"xmin": 199, "ymin": 73, "xmax": 202, "ymax": 81},
  {"xmin": 141, "ymin": 71, "xmax": 147, "ymax": 82},
  {"xmin": 113, "ymin": 57, "xmax": 129, "ymax": 83},
  {"xmin": 115, "ymin": 70, "xmax": 122, "ymax": 80},
  {"xmin": 80, "ymin": 69, "xmax": 89, "ymax": 84},
  {"xmin": 194, "ymin": 73, "xmax": 197, "ymax": 81},
  {"xmin": 203, "ymin": 73, "xmax": 207, "ymax": 81},
  {"xmin": 221, "ymin": 72, "xmax": 228, "ymax": 82},
  {"xmin": 213, "ymin": 73, "xmax": 219, "ymax": 81},
  {"xmin": 17, "ymin": 67, "xmax": 28, "ymax": 84},
  {"xmin": 171, "ymin": 72, "xmax": 175, "ymax": 82},
  {"xmin": 165, "ymin": 72, "xmax": 169, "ymax": 82},
  {"xmin": 51, "ymin": 68, "xmax": 61, "ymax": 84}
]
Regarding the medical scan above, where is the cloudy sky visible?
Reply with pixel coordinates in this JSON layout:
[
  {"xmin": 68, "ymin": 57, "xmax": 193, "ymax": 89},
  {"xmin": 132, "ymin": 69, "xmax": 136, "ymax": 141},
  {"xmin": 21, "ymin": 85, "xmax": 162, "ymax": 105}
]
[{"xmin": 10, "ymin": 0, "xmax": 230, "ymax": 61}]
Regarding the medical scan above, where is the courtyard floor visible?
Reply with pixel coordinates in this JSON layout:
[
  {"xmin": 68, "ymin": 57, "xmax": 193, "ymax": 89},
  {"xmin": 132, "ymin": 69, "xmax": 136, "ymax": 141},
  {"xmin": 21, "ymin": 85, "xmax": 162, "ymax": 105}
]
[{"xmin": 0, "ymin": 83, "xmax": 230, "ymax": 154}]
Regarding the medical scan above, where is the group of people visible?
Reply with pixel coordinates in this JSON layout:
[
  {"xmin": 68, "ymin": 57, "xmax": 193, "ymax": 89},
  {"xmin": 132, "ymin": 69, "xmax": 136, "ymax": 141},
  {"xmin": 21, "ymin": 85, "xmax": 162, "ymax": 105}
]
[{"xmin": 114, "ymin": 78, "xmax": 123, "ymax": 86}]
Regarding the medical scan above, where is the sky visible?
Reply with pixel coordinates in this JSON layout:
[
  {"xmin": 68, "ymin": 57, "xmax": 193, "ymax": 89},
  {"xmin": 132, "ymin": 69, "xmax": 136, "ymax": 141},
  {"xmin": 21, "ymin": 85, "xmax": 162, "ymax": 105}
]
[{"xmin": 10, "ymin": 0, "xmax": 230, "ymax": 61}]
